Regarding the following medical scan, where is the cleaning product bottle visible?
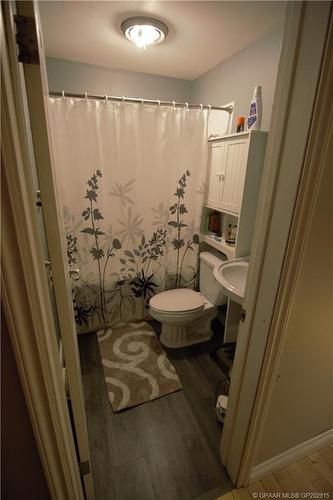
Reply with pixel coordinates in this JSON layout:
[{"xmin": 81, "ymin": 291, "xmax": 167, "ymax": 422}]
[{"xmin": 247, "ymin": 85, "xmax": 262, "ymax": 131}]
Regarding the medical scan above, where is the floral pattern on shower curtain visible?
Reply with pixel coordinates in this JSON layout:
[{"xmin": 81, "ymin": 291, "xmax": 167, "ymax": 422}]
[{"xmin": 48, "ymin": 98, "xmax": 208, "ymax": 329}]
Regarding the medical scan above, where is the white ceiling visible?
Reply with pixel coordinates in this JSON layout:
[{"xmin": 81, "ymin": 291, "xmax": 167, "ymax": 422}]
[{"xmin": 39, "ymin": 1, "xmax": 285, "ymax": 80}]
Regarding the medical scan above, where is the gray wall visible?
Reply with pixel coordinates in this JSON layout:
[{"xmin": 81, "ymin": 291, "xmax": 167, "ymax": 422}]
[
  {"xmin": 46, "ymin": 29, "xmax": 282, "ymax": 131},
  {"xmin": 46, "ymin": 57, "xmax": 190, "ymax": 102},
  {"xmin": 190, "ymin": 30, "xmax": 283, "ymax": 132}
]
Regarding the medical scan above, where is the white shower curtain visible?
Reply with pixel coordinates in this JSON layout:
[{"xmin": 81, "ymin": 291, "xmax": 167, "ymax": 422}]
[{"xmin": 48, "ymin": 97, "xmax": 209, "ymax": 328}]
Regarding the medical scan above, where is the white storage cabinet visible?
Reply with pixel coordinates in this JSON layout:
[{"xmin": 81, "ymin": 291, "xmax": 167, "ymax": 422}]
[
  {"xmin": 202, "ymin": 131, "xmax": 267, "ymax": 258},
  {"xmin": 207, "ymin": 136, "xmax": 249, "ymax": 214}
]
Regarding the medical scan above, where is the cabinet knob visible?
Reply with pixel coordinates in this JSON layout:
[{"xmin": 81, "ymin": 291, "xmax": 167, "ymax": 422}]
[{"xmin": 216, "ymin": 172, "xmax": 225, "ymax": 181}]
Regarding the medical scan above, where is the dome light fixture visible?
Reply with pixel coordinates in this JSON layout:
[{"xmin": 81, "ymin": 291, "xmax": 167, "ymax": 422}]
[{"xmin": 121, "ymin": 16, "xmax": 168, "ymax": 49}]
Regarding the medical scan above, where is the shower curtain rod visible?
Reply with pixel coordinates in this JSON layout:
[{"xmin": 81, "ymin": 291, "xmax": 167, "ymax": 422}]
[{"xmin": 49, "ymin": 91, "xmax": 234, "ymax": 112}]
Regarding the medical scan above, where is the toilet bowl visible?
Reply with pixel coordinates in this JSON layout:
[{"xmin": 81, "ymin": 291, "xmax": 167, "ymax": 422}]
[{"xmin": 149, "ymin": 251, "xmax": 227, "ymax": 348}]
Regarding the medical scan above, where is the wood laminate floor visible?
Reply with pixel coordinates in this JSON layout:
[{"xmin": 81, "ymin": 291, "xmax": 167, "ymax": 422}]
[
  {"xmin": 217, "ymin": 445, "xmax": 333, "ymax": 499},
  {"xmin": 79, "ymin": 328, "xmax": 233, "ymax": 500}
]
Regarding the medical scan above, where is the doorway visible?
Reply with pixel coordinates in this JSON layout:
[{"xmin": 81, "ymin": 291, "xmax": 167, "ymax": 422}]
[{"xmin": 3, "ymin": 1, "xmax": 332, "ymax": 498}]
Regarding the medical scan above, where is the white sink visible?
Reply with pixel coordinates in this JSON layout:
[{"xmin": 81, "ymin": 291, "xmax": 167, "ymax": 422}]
[{"xmin": 213, "ymin": 258, "xmax": 249, "ymax": 305}]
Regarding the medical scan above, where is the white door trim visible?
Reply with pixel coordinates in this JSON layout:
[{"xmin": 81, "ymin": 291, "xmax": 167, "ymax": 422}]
[
  {"xmin": 5, "ymin": 1, "xmax": 95, "ymax": 497},
  {"xmin": 1, "ymin": 7, "xmax": 84, "ymax": 499},
  {"xmin": 240, "ymin": 11, "xmax": 333, "ymax": 484},
  {"xmin": 220, "ymin": 1, "xmax": 332, "ymax": 485}
]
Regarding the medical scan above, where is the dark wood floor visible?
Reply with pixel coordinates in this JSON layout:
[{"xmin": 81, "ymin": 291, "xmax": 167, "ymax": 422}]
[{"xmin": 79, "ymin": 324, "xmax": 234, "ymax": 500}]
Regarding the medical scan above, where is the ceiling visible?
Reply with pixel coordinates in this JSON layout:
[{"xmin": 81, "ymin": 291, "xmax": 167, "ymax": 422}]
[{"xmin": 39, "ymin": 1, "xmax": 285, "ymax": 80}]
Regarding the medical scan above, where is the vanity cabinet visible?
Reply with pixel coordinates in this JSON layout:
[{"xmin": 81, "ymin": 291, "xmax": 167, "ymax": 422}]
[{"xmin": 202, "ymin": 131, "xmax": 267, "ymax": 259}]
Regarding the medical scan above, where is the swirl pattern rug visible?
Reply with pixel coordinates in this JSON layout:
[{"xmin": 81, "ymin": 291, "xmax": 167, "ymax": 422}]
[{"xmin": 97, "ymin": 322, "xmax": 182, "ymax": 412}]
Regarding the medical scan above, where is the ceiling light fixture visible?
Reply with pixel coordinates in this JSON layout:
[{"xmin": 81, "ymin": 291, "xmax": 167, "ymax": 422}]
[{"xmin": 121, "ymin": 16, "xmax": 168, "ymax": 49}]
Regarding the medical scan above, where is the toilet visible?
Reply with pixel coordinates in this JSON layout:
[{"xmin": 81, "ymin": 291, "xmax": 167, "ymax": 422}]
[{"xmin": 149, "ymin": 251, "xmax": 227, "ymax": 348}]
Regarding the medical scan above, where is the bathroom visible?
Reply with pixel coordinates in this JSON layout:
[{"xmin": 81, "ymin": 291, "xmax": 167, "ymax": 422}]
[
  {"xmin": 42, "ymin": 1, "xmax": 284, "ymax": 498},
  {"xmin": 3, "ymin": 1, "xmax": 333, "ymax": 498},
  {"xmin": 10, "ymin": 1, "xmax": 285, "ymax": 498}
]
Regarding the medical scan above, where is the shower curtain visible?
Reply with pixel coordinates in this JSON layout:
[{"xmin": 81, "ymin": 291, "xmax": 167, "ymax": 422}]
[{"xmin": 49, "ymin": 98, "xmax": 209, "ymax": 328}]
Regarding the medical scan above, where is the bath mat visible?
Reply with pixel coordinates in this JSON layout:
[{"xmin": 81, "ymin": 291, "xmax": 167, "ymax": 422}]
[{"xmin": 97, "ymin": 322, "xmax": 182, "ymax": 412}]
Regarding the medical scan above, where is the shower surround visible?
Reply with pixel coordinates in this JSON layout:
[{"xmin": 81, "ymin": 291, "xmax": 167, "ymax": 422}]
[{"xmin": 49, "ymin": 98, "xmax": 208, "ymax": 328}]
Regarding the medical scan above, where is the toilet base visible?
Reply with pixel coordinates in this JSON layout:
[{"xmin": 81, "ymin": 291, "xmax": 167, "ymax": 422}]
[
  {"xmin": 160, "ymin": 324, "xmax": 212, "ymax": 348},
  {"xmin": 159, "ymin": 309, "xmax": 217, "ymax": 348}
]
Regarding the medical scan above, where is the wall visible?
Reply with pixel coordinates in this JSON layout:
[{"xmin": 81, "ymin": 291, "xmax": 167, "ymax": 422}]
[
  {"xmin": 46, "ymin": 57, "xmax": 190, "ymax": 101},
  {"xmin": 1, "ymin": 312, "xmax": 51, "ymax": 499},
  {"xmin": 254, "ymin": 150, "xmax": 333, "ymax": 465},
  {"xmin": 190, "ymin": 30, "xmax": 283, "ymax": 132},
  {"xmin": 46, "ymin": 29, "xmax": 282, "ymax": 133}
]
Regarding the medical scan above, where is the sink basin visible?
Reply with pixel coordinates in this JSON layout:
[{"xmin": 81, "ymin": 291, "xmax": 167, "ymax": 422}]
[{"xmin": 213, "ymin": 258, "xmax": 249, "ymax": 305}]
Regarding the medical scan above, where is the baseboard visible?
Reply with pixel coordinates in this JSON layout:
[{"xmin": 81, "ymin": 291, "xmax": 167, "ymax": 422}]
[{"xmin": 250, "ymin": 428, "xmax": 333, "ymax": 483}]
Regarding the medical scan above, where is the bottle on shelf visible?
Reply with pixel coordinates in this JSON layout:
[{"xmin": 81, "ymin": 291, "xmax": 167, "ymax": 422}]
[
  {"xmin": 226, "ymin": 224, "xmax": 237, "ymax": 245},
  {"xmin": 226, "ymin": 224, "xmax": 232, "ymax": 242},
  {"xmin": 247, "ymin": 85, "xmax": 262, "ymax": 131},
  {"xmin": 208, "ymin": 210, "xmax": 221, "ymax": 234},
  {"xmin": 236, "ymin": 116, "xmax": 245, "ymax": 133}
]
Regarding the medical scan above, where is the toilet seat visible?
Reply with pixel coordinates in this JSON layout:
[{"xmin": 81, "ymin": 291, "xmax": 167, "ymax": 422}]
[{"xmin": 149, "ymin": 288, "xmax": 204, "ymax": 314}]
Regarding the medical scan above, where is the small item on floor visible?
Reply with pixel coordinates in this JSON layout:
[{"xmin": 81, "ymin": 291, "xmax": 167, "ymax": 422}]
[
  {"xmin": 211, "ymin": 343, "xmax": 236, "ymax": 379},
  {"xmin": 215, "ymin": 394, "xmax": 228, "ymax": 424}
]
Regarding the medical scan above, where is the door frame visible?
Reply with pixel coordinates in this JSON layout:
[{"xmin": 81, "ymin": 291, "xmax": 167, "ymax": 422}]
[
  {"xmin": 2, "ymin": 0, "xmax": 332, "ymax": 495},
  {"xmin": 8, "ymin": 2, "xmax": 95, "ymax": 496},
  {"xmin": 1, "ymin": 6, "xmax": 84, "ymax": 499},
  {"xmin": 242, "ymin": 15, "xmax": 333, "ymax": 482},
  {"xmin": 220, "ymin": 1, "xmax": 332, "ymax": 485}
]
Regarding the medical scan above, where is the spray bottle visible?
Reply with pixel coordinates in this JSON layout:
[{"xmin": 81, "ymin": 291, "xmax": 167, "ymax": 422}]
[{"xmin": 247, "ymin": 86, "xmax": 262, "ymax": 131}]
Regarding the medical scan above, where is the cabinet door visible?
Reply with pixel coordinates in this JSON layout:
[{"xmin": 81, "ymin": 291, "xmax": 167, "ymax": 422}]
[
  {"xmin": 206, "ymin": 142, "xmax": 226, "ymax": 209},
  {"xmin": 220, "ymin": 138, "xmax": 248, "ymax": 214}
]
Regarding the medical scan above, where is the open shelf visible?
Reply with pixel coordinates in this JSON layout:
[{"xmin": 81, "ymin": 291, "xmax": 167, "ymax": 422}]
[
  {"xmin": 208, "ymin": 130, "xmax": 267, "ymax": 142},
  {"xmin": 201, "ymin": 205, "xmax": 237, "ymax": 259},
  {"xmin": 202, "ymin": 234, "xmax": 236, "ymax": 260}
]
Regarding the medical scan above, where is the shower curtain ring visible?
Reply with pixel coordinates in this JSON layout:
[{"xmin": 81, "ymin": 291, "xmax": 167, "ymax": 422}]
[
  {"xmin": 208, "ymin": 104, "xmax": 211, "ymax": 111},
  {"xmin": 122, "ymin": 96, "xmax": 125, "ymax": 104},
  {"xmin": 84, "ymin": 92, "xmax": 88, "ymax": 100},
  {"xmin": 185, "ymin": 102, "xmax": 189, "ymax": 110},
  {"xmin": 200, "ymin": 104, "xmax": 203, "ymax": 111},
  {"xmin": 172, "ymin": 100, "xmax": 176, "ymax": 108},
  {"xmin": 157, "ymin": 100, "xmax": 161, "ymax": 106},
  {"xmin": 104, "ymin": 94, "xmax": 108, "ymax": 102},
  {"xmin": 61, "ymin": 90, "xmax": 65, "ymax": 99},
  {"xmin": 141, "ymin": 98, "xmax": 144, "ymax": 106}
]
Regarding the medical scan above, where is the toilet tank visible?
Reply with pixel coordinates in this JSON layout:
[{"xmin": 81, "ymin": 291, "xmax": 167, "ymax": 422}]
[{"xmin": 199, "ymin": 251, "xmax": 228, "ymax": 305}]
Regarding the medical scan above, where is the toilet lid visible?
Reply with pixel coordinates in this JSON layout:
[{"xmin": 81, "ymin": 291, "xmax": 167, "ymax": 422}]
[{"xmin": 150, "ymin": 288, "xmax": 204, "ymax": 313}]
